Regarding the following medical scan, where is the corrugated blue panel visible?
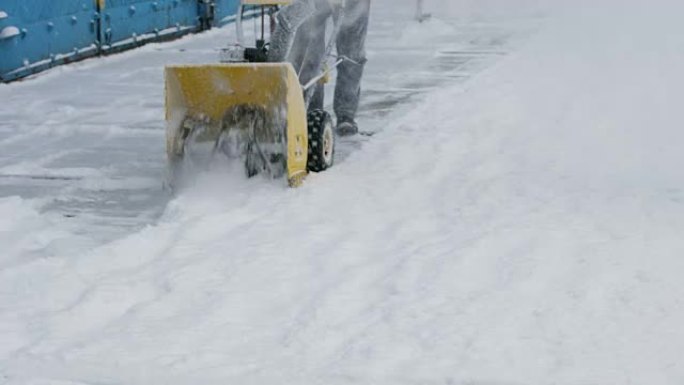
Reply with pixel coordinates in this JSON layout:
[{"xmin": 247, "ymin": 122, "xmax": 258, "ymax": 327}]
[
  {"xmin": 0, "ymin": 0, "xmax": 99, "ymax": 82},
  {"xmin": 1, "ymin": 0, "xmax": 245, "ymax": 82},
  {"xmin": 100, "ymin": 0, "xmax": 200, "ymax": 51},
  {"xmin": 213, "ymin": 0, "xmax": 240, "ymax": 26}
]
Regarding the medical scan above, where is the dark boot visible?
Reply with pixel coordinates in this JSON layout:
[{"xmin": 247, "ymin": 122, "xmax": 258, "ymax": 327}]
[{"xmin": 336, "ymin": 115, "xmax": 359, "ymax": 136}]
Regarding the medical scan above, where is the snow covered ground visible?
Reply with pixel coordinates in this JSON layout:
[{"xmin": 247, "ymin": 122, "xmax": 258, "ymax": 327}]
[
  {"xmin": 0, "ymin": 0, "xmax": 524, "ymax": 244},
  {"xmin": 2, "ymin": 0, "xmax": 684, "ymax": 384}
]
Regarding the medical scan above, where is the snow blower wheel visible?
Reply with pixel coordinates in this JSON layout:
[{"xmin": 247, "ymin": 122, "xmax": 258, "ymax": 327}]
[{"xmin": 307, "ymin": 109, "xmax": 335, "ymax": 172}]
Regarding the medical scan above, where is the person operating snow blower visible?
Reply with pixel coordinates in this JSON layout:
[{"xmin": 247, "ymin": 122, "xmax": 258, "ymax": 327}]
[
  {"xmin": 165, "ymin": 0, "xmax": 361, "ymax": 189},
  {"xmin": 270, "ymin": 0, "xmax": 370, "ymax": 136}
]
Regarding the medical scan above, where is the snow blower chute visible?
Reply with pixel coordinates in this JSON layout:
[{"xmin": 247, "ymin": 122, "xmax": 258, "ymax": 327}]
[{"xmin": 165, "ymin": 0, "xmax": 343, "ymax": 188}]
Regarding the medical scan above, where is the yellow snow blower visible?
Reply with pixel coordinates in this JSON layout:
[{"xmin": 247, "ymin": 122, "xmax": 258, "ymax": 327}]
[{"xmin": 165, "ymin": 0, "xmax": 340, "ymax": 188}]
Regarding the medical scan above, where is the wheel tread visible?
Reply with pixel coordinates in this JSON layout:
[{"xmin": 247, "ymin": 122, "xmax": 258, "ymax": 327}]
[{"xmin": 306, "ymin": 109, "xmax": 335, "ymax": 172}]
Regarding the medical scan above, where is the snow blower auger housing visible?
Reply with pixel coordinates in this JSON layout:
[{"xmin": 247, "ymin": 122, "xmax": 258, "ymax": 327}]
[
  {"xmin": 165, "ymin": 63, "xmax": 312, "ymax": 187},
  {"xmin": 165, "ymin": 0, "xmax": 337, "ymax": 189}
]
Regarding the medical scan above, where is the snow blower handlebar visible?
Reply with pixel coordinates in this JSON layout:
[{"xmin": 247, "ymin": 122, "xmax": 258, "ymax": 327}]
[{"xmin": 302, "ymin": 55, "xmax": 364, "ymax": 92}]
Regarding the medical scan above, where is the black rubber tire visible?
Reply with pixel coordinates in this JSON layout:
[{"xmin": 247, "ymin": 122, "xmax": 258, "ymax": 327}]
[{"xmin": 307, "ymin": 109, "xmax": 335, "ymax": 172}]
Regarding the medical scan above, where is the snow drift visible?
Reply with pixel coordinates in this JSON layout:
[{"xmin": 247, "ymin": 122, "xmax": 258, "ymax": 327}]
[{"xmin": 2, "ymin": 0, "xmax": 684, "ymax": 384}]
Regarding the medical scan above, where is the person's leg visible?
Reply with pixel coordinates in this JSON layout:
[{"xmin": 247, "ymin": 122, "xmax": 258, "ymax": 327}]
[
  {"xmin": 270, "ymin": 0, "xmax": 331, "ymax": 111},
  {"xmin": 287, "ymin": 17, "xmax": 311, "ymax": 72},
  {"xmin": 295, "ymin": 9, "xmax": 328, "ymax": 111},
  {"xmin": 268, "ymin": 1, "xmax": 315, "ymax": 63},
  {"xmin": 334, "ymin": 0, "xmax": 370, "ymax": 133},
  {"xmin": 298, "ymin": 0, "xmax": 333, "ymax": 111}
]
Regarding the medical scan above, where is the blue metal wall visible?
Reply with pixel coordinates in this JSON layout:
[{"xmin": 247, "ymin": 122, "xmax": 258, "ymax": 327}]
[
  {"xmin": 0, "ymin": 1, "xmax": 100, "ymax": 81},
  {"xmin": 0, "ymin": 0, "xmax": 239, "ymax": 82},
  {"xmin": 99, "ymin": 0, "xmax": 200, "ymax": 51},
  {"xmin": 213, "ymin": 0, "xmax": 240, "ymax": 26}
]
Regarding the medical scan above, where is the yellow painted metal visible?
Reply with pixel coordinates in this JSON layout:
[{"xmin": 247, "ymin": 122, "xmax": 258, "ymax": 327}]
[
  {"xmin": 165, "ymin": 63, "xmax": 308, "ymax": 186},
  {"xmin": 284, "ymin": 65, "xmax": 308, "ymax": 186}
]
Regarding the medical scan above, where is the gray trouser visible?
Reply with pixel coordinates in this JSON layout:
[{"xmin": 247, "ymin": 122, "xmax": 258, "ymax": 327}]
[{"xmin": 270, "ymin": 0, "xmax": 370, "ymax": 121}]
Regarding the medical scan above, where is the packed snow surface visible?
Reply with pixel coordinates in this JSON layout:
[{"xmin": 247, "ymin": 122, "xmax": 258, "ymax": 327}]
[{"xmin": 2, "ymin": 0, "xmax": 684, "ymax": 384}]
